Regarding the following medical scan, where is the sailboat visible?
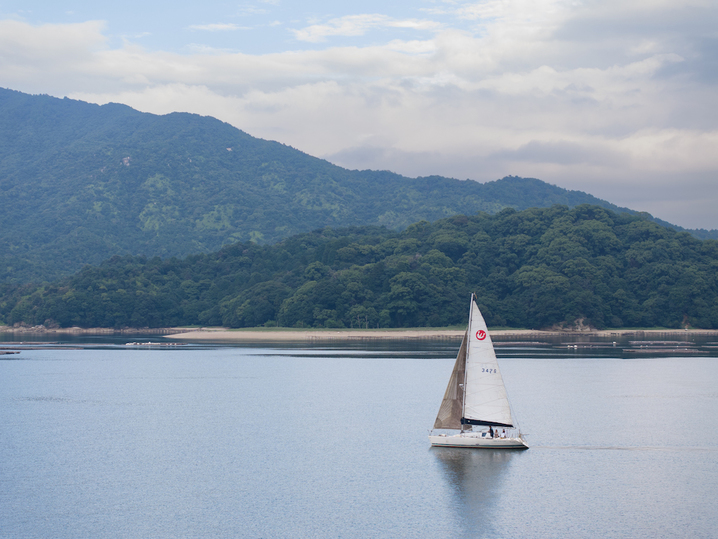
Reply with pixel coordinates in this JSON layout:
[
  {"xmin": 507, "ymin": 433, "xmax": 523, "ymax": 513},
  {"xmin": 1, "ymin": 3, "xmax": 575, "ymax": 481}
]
[{"xmin": 429, "ymin": 294, "xmax": 528, "ymax": 449}]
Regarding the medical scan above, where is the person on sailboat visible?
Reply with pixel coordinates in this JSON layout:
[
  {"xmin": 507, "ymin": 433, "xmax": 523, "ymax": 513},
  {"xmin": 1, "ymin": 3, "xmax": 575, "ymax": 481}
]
[{"xmin": 489, "ymin": 426, "xmax": 494, "ymax": 438}]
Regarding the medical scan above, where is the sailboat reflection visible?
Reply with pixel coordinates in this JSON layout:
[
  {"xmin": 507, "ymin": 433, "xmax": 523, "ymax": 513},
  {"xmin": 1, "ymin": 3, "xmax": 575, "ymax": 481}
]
[{"xmin": 432, "ymin": 448, "xmax": 519, "ymax": 535}]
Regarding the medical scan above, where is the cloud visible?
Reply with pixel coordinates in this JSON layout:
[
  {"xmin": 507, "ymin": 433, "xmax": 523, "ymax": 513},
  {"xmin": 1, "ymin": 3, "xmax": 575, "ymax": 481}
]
[
  {"xmin": 292, "ymin": 14, "xmax": 442, "ymax": 43},
  {"xmin": 0, "ymin": 19, "xmax": 106, "ymax": 65},
  {"xmin": 188, "ymin": 23, "xmax": 246, "ymax": 32},
  {"xmin": 490, "ymin": 140, "xmax": 630, "ymax": 166},
  {"xmin": 234, "ymin": 4, "xmax": 271, "ymax": 16}
]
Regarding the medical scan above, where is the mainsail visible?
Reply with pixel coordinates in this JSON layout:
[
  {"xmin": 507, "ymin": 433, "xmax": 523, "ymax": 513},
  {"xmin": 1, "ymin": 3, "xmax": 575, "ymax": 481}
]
[
  {"xmin": 462, "ymin": 297, "xmax": 514, "ymax": 427},
  {"xmin": 433, "ymin": 295, "xmax": 514, "ymax": 430}
]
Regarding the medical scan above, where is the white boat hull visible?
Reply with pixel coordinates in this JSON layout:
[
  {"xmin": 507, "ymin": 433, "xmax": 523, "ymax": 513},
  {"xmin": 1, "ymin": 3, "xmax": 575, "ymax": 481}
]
[{"xmin": 429, "ymin": 433, "xmax": 528, "ymax": 449}]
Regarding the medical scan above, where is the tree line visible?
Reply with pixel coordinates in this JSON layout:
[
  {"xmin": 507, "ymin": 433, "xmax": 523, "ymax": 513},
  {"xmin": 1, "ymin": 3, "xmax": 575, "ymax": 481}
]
[{"xmin": 2, "ymin": 204, "xmax": 717, "ymax": 330}]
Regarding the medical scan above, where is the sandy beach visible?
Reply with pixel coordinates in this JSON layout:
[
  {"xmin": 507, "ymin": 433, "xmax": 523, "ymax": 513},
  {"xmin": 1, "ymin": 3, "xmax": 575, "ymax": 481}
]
[
  {"xmin": 163, "ymin": 327, "xmax": 718, "ymax": 342},
  {"xmin": 3, "ymin": 325, "xmax": 717, "ymax": 342}
]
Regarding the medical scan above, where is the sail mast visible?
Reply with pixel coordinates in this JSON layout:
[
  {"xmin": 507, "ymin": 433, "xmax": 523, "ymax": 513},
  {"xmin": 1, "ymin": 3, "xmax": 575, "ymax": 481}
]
[{"xmin": 461, "ymin": 294, "xmax": 474, "ymax": 423}]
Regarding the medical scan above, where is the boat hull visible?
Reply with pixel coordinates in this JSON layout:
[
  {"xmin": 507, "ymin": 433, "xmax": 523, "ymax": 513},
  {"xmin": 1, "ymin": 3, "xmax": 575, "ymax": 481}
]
[{"xmin": 429, "ymin": 434, "xmax": 528, "ymax": 449}]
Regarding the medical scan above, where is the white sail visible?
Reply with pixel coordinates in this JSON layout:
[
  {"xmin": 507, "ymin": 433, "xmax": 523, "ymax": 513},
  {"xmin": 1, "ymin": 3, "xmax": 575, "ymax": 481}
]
[{"xmin": 462, "ymin": 296, "xmax": 514, "ymax": 427}]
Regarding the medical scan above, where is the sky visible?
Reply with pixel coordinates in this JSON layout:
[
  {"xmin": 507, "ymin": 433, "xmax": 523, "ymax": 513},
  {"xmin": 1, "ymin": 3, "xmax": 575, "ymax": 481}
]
[{"xmin": 1, "ymin": 0, "xmax": 717, "ymax": 229}]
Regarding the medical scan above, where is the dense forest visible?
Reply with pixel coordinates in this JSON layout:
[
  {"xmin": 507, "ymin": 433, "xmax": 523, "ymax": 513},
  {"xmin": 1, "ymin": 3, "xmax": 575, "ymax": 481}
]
[
  {"xmin": 2, "ymin": 205, "xmax": 717, "ymax": 330},
  {"xmin": 2, "ymin": 87, "xmax": 711, "ymax": 284}
]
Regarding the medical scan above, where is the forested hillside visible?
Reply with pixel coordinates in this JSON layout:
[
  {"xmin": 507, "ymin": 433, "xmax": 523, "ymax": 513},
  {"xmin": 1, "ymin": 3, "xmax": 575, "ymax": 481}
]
[
  {"xmin": 3, "ymin": 205, "xmax": 717, "ymax": 330},
  {"xmin": 3, "ymin": 87, "xmax": 706, "ymax": 284}
]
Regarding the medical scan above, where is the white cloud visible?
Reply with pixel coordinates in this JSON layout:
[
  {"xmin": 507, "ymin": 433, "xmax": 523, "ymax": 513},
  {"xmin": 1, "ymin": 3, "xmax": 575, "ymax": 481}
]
[
  {"xmin": 188, "ymin": 23, "xmax": 245, "ymax": 32},
  {"xmin": 234, "ymin": 4, "xmax": 271, "ymax": 16},
  {"xmin": 0, "ymin": 19, "xmax": 106, "ymax": 63},
  {"xmin": 292, "ymin": 14, "xmax": 442, "ymax": 43}
]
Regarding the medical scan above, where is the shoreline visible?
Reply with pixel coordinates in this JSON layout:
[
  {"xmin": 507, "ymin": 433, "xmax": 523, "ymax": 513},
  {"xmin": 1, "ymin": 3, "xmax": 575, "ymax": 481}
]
[
  {"xmin": 2, "ymin": 326, "xmax": 718, "ymax": 342},
  {"xmin": 163, "ymin": 327, "xmax": 718, "ymax": 342}
]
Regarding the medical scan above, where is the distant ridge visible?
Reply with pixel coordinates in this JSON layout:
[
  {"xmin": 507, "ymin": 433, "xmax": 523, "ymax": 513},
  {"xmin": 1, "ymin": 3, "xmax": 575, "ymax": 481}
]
[{"xmin": 1, "ymin": 87, "xmax": 714, "ymax": 283}]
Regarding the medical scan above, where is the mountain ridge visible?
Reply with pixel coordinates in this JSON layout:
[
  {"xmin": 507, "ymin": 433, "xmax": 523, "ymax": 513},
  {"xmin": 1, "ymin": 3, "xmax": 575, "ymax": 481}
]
[{"xmin": 1, "ymin": 87, "xmax": 714, "ymax": 283}]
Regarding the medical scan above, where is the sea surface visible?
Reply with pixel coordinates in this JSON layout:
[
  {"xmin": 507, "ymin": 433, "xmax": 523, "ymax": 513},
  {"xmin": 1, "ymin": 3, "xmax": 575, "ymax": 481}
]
[{"xmin": 1, "ymin": 336, "xmax": 717, "ymax": 538}]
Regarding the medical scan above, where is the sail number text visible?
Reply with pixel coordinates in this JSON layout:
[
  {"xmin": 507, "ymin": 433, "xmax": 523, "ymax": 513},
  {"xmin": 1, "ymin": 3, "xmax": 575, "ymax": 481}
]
[{"xmin": 481, "ymin": 368, "xmax": 497, "ymax": 373}]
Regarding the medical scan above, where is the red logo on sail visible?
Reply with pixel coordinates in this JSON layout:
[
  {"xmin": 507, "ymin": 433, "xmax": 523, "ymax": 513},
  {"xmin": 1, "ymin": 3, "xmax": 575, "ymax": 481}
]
[{"xmin": 476, "ymin": 330, "xmax": 486, "ymax": 341}]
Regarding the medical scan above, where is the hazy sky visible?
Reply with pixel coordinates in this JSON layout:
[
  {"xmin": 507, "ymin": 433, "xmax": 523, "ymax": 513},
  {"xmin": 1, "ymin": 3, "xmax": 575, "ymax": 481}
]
[{"xmin": 1, "ymin": 0, "xmax": 717, "ymax": 229}]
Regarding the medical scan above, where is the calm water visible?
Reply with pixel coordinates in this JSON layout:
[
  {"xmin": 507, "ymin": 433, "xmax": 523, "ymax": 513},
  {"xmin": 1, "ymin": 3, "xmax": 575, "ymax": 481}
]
[{"xmin": 1, "ymin": 340, "xmax": 717, "ymax": 538}]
